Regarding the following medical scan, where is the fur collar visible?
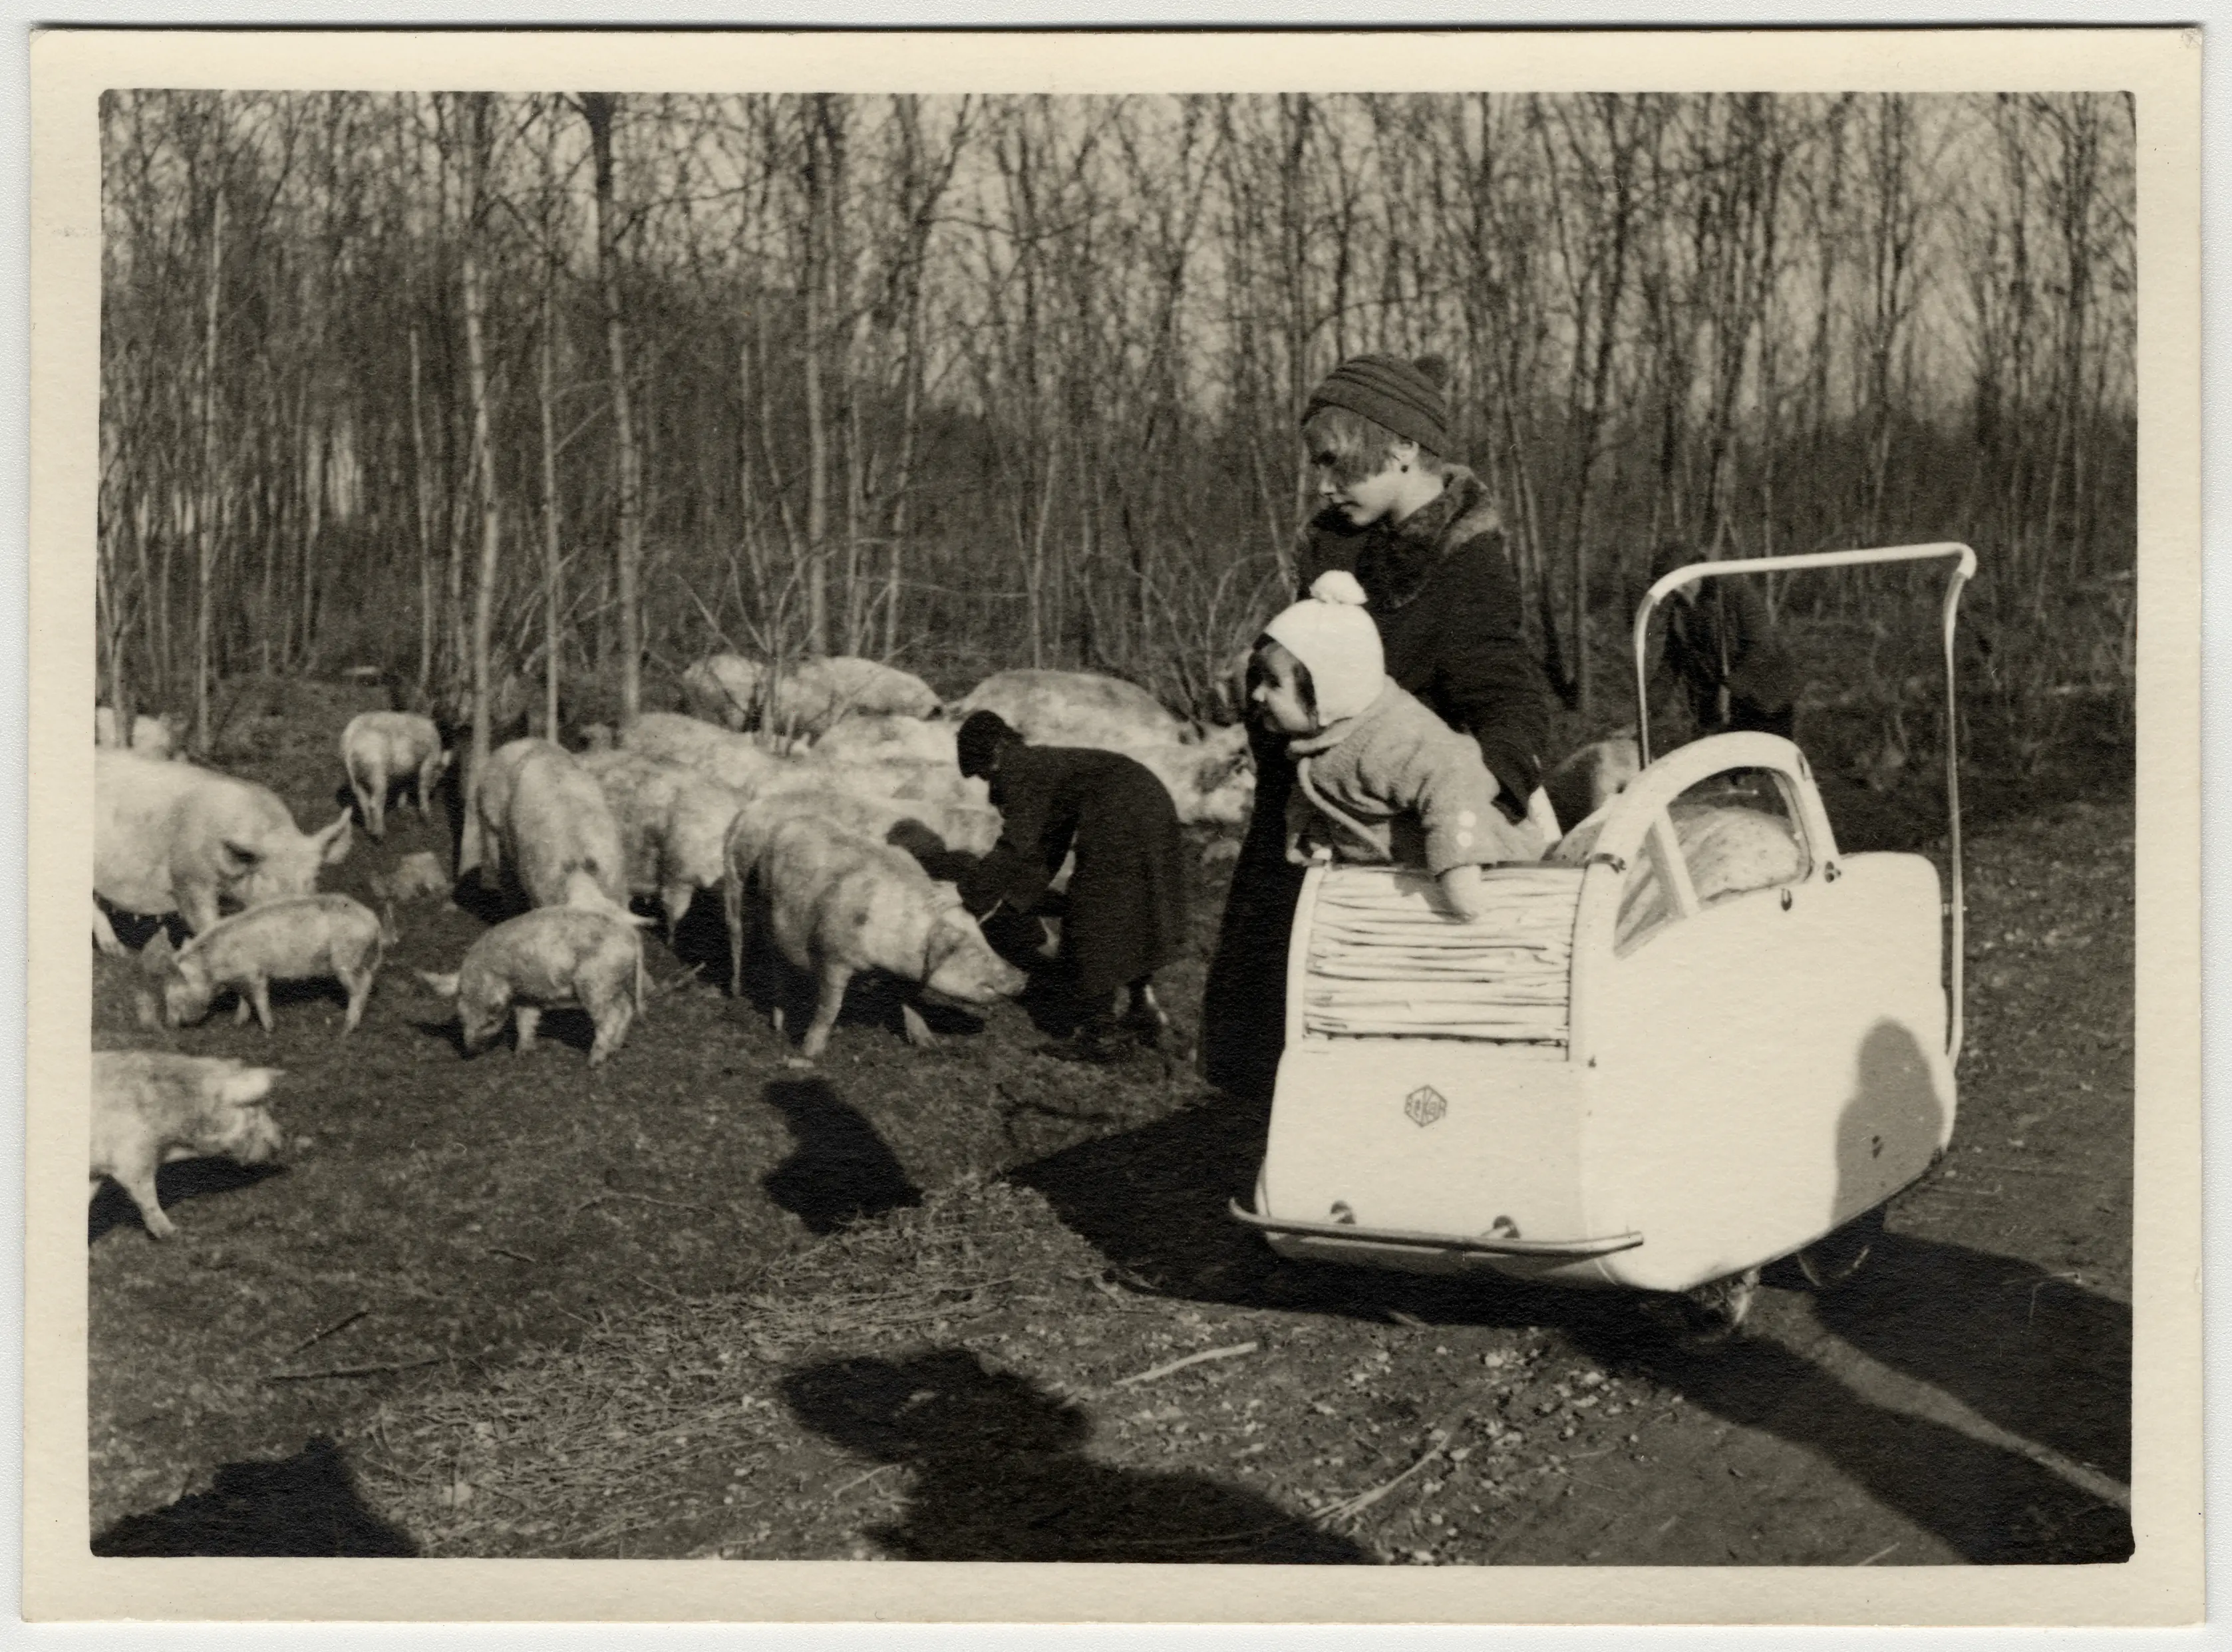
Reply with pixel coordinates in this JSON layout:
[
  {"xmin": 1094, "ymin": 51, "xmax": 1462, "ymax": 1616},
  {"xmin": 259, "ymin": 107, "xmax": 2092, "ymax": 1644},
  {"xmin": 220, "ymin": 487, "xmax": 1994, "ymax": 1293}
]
[{"xmin": 1354, "ymin": 467, "xmax": 1504, "ymax": 613}]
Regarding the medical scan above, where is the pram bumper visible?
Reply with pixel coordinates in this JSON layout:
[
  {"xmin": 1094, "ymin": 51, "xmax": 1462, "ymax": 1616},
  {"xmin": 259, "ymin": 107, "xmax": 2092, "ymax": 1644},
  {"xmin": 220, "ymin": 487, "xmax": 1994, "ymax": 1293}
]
[{"xmin": 1228, "ymin": 1198, "xmax": 1642, "ymax": 1281}]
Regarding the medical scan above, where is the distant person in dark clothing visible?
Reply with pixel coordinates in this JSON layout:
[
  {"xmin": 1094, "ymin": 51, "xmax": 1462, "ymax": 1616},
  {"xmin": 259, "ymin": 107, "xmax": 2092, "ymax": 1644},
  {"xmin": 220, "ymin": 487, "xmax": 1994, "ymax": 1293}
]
[
  {"xmin": 1649, "ymin": 541, "xmax": 1806, "ymax": 743},
  {"xmin": 1200, "ymin": 352, "xmax": 1557, "ymax": 1104},
  {"xmin": 954, "ymin": 711, "xmax": 1188, "ymax": 1063}
]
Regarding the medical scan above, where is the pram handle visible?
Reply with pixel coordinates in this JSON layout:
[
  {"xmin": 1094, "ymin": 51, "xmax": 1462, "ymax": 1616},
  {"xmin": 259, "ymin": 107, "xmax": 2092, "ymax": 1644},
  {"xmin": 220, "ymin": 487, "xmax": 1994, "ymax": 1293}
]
[{"xmin": 1629, "ymin": 542, "xmax": 1975, "ymax": 1067}]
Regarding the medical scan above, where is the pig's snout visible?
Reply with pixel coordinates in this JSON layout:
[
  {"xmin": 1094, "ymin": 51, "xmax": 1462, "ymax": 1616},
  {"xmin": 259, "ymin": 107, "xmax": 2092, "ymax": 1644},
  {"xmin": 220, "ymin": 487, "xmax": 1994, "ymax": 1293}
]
[
  {"xmin": 921, "ymin": 918, "xmax": 1029, "ymax": 1008},
  {"xmin": 230, "ymin": 1110, "xmax": 285, "ymax": 1165}
]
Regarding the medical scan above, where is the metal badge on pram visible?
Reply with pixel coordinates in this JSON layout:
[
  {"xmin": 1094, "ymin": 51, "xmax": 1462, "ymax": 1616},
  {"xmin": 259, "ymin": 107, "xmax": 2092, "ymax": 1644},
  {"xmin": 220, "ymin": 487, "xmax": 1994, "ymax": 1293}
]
[{"xmin": 1404, "ymin": 1084, "xmax": 1448, "ymax": 1127}]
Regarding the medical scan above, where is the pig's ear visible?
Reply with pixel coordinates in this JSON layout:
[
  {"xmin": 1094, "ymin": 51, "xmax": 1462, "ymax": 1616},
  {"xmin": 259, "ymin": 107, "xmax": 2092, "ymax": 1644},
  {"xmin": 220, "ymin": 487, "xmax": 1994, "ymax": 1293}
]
[
  {"xmin": 923, "ymin": 919, "xmax": 967, "ymax": 974},
  {"xmin": 317, "ymin": 812, "xmax": 354, "ymax": 865},
  {"xmin": 415, "ymin": 970, "xmax": 461, "ymax": 1000},
  {"xmin": 217, "ymin": 839, "xmax": 262, "ymax": 877},
  {"xmin": 138, "ymin": 930, "xmax": 176, "ymax": 977}
]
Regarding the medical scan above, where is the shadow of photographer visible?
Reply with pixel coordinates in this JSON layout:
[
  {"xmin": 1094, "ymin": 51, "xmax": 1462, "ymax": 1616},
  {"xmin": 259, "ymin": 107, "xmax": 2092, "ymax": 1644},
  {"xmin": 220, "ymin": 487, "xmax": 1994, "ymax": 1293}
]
[{"xmin": 782, "ymin": 1346, "xmax": 1368, "ymax": 1564}]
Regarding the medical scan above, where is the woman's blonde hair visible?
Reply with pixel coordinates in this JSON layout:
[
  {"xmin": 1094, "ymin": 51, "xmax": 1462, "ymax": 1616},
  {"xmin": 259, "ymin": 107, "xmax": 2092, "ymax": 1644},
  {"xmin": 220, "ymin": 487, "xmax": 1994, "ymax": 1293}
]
[{"xmin": 1302, "ymin": 403, "xmax": 1450, "ymax": 488}]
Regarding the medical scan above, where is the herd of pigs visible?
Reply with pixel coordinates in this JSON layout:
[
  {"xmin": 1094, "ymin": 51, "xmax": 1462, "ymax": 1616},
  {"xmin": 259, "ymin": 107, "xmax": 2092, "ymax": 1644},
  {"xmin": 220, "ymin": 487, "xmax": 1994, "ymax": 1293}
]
[{"xmin": 87, "ymin": 656, "xmax": 1259, "ymax": 1243}]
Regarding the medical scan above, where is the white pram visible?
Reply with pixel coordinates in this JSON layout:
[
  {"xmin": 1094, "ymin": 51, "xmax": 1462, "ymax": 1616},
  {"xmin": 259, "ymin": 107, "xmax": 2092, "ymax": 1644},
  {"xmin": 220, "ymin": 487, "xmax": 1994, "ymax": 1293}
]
[{"xmin": 1231, "ymin": 544, "xmax": 1975, "ymax": 1330}]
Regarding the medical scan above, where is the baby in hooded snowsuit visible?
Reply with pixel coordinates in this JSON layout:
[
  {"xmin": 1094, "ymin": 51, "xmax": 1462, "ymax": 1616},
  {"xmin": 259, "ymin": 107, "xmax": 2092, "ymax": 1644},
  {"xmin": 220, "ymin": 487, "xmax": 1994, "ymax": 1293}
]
[{"xmin": 1249, "ymin": 570, "xmax": 1543, "ymax": 920}]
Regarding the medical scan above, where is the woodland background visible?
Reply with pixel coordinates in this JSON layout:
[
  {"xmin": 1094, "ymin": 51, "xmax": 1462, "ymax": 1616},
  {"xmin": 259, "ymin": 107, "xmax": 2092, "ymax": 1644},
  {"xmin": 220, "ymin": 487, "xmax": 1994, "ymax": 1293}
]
[{"xmin": 96, "ymin": 90, "xmax": 2136, "ymax": 778}]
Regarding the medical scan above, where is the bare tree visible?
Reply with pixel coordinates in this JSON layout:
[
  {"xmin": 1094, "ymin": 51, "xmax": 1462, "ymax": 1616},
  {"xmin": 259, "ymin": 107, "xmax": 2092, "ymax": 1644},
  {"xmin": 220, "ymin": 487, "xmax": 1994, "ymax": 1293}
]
[
  {"xmin": 581, "ymin": 92, "xmax": 645, "ymax": 718},
  {"xmin": 457, "ymin": 91, "xmax": 504, "ymax": 872}
]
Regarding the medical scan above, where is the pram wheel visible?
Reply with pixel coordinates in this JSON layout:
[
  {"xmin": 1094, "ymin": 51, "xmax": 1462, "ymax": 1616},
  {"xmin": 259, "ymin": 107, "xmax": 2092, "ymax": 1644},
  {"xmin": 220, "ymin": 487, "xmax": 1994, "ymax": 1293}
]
[
  {"xmin": 1793, "ymin": 1204, "xmax": 1887, "ymax": 1290},
  {"xmin": 1643, "ymin": 1266, "xmax": 1761, "ymax": 1347}
]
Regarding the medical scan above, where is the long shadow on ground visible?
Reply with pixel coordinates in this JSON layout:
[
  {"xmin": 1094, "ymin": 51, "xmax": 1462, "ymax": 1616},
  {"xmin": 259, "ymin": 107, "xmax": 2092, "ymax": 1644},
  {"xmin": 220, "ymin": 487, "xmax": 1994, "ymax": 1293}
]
[
  {"xmin": 760, "ymin": 1078, "xmax": 924, "ymax": 1235},
  {"xmin": 782, "ymin": 1347, "xmax": 1369, "ymax": 1563},
  {"xmin": 1012, "ymin": 1094, "xmax": 2131, "ymax": 1564},
  {"xmin": 92, "ymin": 1436, "xmax": 416, "ymax": 1557},
  {"xmin": 90, "ymin": 1160, "xmax": 286, "ymax": 1244}
]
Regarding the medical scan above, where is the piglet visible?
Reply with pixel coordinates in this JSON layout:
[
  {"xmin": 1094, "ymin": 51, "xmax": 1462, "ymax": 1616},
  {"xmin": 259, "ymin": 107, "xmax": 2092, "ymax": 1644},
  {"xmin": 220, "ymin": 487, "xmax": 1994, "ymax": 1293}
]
[
  {"xmin": 340, "ymin": 711, "xmax": 451, "ymax": 841},
  {"xmin": 749, "ymin": 814, "xmax": 1027, "ymax": 1059},
  {"xmin": 417, "ymin": 906, "xmax": 645, "ymax": 1067},
  {"xmin": 145, "ymin": 892, "xmax": 387, "ymax": 1035},
  {"xmin": 91, "ymin": 1051, "xmax": 285, "ymax": 1239}
]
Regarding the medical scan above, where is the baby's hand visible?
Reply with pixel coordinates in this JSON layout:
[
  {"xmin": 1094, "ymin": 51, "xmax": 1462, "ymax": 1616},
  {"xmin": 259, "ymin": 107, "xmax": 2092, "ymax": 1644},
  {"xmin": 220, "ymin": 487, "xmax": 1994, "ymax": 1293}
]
[{"xmin": 1438, "ymin": 864, "xmax": 1488, "ymax": 921}]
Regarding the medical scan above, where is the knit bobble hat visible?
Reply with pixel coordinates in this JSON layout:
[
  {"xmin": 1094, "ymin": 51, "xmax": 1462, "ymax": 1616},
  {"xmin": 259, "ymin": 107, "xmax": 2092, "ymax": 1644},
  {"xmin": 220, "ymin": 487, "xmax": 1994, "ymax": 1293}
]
[
  {"xmin": 1302, "ymin": 353, "xmax": 1452, "ymax": 457},
  {"xmin": 1262, "ymin": 570, "xmax": 1388, "ymax": 725}
]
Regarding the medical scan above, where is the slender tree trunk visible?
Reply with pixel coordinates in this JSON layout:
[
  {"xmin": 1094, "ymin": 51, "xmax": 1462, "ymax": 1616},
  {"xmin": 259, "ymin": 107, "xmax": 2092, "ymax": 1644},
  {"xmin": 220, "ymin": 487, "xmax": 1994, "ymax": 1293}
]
[
  {"xmin": 299, "ymin": 420, "xmax": 324, "ymax": 670},
  {"xmin": 408, "ymin": 321, "xmax": 436, "ymax": 692},
  {"xmin": 194, "ymin": 184, "xmax": 224, "ymax": 755},
  {"xmin": 801, "ymin": 99, "xmax": 833, "ymax": 657},
  {"xmin": 883, "ymin": 299, "xmax": 922, "ymax": 660},
  {"xmin": 459, "ymin": 92, "xmax": 503, "ymax": 874},
  {"xmin": 539, "ymin": 274, "xmax": 565, "ymax": 741},
  {"xmin": 583, "ymin": 92, "xmax": 644, "ymax": 718}
]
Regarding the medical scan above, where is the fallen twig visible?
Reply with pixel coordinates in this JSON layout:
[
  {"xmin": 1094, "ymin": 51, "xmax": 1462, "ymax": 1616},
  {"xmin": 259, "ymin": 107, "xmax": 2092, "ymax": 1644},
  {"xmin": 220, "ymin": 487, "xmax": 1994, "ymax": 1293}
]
[
  {"xmin": 1114, "ymin": 1341, "xmax": 1259, "ymax": 1388},
  {"xmin": 1323, "ymin": 1429, "xmax": 1450, "ymax": 1524},
  {"xmin": 832, "ymin": 1463, "xmax": 899, "ymax": 1500},
  {"xmin": 265, "ymin": 1355, "xmax": 444, "ymax": 1383},
  {"xmin": 487, "ymin": 1246, "xmax": 540, "ymax": 1265},
  {"xmin": 1856, "ymin": 1542, "xmax": 1901, "ymax": 1566},
  {"xmin": 284, "ymin": 1306, "xmax": 368, "ymax": 1359}
]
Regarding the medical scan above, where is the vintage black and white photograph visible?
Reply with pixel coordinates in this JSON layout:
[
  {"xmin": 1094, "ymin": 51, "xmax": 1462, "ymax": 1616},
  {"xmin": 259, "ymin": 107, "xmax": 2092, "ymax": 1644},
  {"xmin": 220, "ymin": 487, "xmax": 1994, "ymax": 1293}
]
[{"xmin": 29, "ymin": 25, "xmax": 2202, "ymax": 1627}]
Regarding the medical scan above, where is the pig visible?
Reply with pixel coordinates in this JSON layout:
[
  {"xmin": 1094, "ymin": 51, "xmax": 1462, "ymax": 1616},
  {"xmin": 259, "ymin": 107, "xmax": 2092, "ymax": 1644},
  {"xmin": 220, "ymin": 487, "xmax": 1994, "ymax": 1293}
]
[
  {"xmin": 720, "ymin": 785, "xmax": 999, "ymax": 994},
  {"xmin": 1125, "ymin": 732, "xmax": 1257, "ymax": 827},
  {"xmin": 369, "ymin": 850, "xmax": 448, "ymax": 904},
  {"xmin": 621, "ymin": 713, "xmax": 788, "ymax": 795},
  {"xmin": 504, "ymin": 746, "xmax": 629, "ymax": 912},
  {"xmin": 91, "ymin": 1051, "xmax": 285, "ymax": 1240},
  {"xmin": 142, "ymin": 892, "xmax": 387, "ymax": 1034},
  {"xmin": 341, "ymin": 711, "xmax": 452, "ymax": 841},
  {"xmin": 788, "ymin": 752, "xmax": 987, "ymax": 808},
  {"xmin": 579, "ymin": 750, "xmax": 687, "ymax": 892},
  {"xmin": 1551, "ymin": 802, "xmax": 1806, "ymax": 949},
  {"xmin": 740, "ymin": 813, "xmax": 1027, "ymax": 1058},
  {"xmin": 724, "ymin": 788, "xmax": 900, "ymax": 993},
  {"xmin": 1544, "ymin": 735, "xmax": 1642, "ymax": 842},
  {"xmin": 945, "ymin": 669, "xmax": 1192, "ymax": 750},
  {"xmin": 417, "ymin": 906, "xmax": 645, "ymax": 1066},
  {"xmin": 810, "ymin": 713, "xmax": 960, "ymax": 769},
  {"xmin": 677, "ymin": 653, "xmax": 766, "ymax": 731},
  {"xmin": 95, "ymin": 749, "xmax": 353, "ymax": 951},
  {"xmin": 579, "ymin": 750, "xmax": 744, "ymax": 937},
  {"xmin": 760, "ymin": 656, "xmax": 940, "ymax": 742},
  {"xmin": 469, "ymin": 737, "xmax": 566, "ymax": 886}
]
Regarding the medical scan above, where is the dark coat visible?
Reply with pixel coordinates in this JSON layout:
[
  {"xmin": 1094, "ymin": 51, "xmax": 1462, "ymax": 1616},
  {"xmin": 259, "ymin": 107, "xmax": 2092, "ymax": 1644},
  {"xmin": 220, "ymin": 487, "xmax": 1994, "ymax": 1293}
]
[
  {"xmin": 1203, "ymin": 466, "xmax": 1553, "ymax": 1102},
  {"xmin": 1659, "ymin": 579, "xmax": 1804, "ymax": 738},
  {"xmin": 1297, "ymin": 466, "xmax": 1553, "ymax": 809},
  {"xmin": 956, "ymin": 743, "xmax": 1187, "ymax": 1004}
]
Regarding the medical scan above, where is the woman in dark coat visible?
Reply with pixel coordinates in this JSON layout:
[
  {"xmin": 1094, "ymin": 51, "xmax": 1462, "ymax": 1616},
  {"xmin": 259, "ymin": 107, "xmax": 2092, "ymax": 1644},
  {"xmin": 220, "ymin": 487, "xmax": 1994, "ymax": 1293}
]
[
  {"xmin": 1201, "ymin": 353, "xmax": 1555, "ymax": 1104},
  {"xmin": 1649, "ymin": 540, "xmax": 1806, "ymax": 743},
  {"xmin": 954, "ymin": 711, "xmax": 1188, "ymax": 1063}
]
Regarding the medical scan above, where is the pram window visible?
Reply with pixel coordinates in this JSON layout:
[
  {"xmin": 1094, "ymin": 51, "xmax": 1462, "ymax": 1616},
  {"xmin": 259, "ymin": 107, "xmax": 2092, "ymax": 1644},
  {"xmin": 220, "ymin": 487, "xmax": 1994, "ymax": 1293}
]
[{"xmin": 1615, "ymin": 768, "xmax": 1813, "ymax": 955}]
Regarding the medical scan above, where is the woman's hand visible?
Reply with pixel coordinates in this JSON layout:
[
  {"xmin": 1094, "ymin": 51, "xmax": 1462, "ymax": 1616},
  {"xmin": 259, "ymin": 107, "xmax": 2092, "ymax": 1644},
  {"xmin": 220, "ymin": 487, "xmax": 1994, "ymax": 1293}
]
[{"xmin": 1437, "ymin": 863, "xmax": 1487, "ymax": 921}]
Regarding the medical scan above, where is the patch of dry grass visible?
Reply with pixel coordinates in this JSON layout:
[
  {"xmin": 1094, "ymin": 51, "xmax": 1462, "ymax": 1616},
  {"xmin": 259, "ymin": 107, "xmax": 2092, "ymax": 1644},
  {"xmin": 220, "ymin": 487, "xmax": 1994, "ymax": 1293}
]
[{"xmin": 355, "ymin": 1178, "xmax": 1105, "ymax": 1556}]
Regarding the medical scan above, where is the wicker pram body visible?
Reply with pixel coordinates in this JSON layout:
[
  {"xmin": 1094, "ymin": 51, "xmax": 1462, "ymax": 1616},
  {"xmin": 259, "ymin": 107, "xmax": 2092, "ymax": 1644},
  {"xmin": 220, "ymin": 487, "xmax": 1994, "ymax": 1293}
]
[{"xmin": 1233, "ymin": 731, "xmax": 1958, "ymax": 1294}]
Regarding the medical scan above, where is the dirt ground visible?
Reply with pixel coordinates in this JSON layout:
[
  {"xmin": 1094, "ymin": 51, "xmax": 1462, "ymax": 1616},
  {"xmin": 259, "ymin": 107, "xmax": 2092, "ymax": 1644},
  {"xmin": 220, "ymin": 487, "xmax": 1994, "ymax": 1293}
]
[{"xmin": 86, "ymin": 678, "xmax": 2133, "ymax": 1565}]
